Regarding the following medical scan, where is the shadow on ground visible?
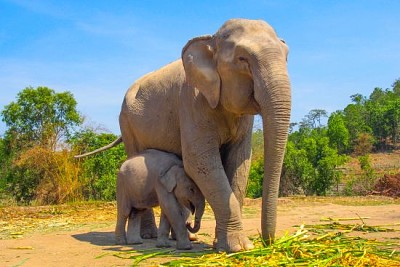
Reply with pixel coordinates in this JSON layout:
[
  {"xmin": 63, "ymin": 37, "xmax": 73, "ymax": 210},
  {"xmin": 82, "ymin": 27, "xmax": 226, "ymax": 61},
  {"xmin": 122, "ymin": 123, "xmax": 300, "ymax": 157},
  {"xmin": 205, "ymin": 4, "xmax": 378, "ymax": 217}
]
[
  {"xmin": 72, "ymin": 231, "xmax": 212, "ymax": 253},
  {"xmin": 72, "ymin": 231, "xmax": 116, "ymax": 246}
]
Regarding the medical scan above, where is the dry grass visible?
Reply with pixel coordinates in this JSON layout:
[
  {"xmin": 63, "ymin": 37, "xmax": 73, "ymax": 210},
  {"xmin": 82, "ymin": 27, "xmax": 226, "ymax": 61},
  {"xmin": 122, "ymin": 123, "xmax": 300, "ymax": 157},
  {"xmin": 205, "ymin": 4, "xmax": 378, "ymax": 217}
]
[
  {"xmin": 0, "ymin": 202, "xmax": 118, "ymax": 239},
  {"xmin": 342, "ymin": 151, "xmax": 400, "ymax": 178}
]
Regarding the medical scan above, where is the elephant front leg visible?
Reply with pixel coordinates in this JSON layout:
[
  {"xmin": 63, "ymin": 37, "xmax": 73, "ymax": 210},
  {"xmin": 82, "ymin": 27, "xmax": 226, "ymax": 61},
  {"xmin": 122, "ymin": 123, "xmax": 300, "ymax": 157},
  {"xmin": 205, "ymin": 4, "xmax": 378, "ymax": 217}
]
[
  {"xmin": 170, "ymin": 208, "xmax": 198, "ymax": 241},
  {"xmin": 183, "ymin": 147, "xmax": 254, "ymax": 253},
  {"xmin": 156, "ymin": 212, "xmax": 172, "ymax": 248},
  {"xmin": 156, "ymin": 190, "xmax": 192, "ymax": 250}
]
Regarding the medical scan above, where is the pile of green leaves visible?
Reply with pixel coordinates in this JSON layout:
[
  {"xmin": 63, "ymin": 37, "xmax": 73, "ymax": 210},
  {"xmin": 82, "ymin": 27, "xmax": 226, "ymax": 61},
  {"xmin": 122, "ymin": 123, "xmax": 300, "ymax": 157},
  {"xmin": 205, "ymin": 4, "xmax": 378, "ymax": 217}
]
[{"xmin": 111, "ymin": 223, "xmax": 400, "ymax": 266}]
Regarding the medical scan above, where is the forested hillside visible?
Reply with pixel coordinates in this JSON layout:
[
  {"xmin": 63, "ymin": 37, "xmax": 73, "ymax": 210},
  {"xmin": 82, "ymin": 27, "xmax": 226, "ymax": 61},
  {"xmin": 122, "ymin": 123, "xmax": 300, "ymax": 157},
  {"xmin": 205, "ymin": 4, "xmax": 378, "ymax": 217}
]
[
  {"xmin": 248, "ymin": 78, "xmax": 400, "ymax": 198},
  {"xmin": 1, "ymin": 80, "xmax": 400, "ymax": 205}
]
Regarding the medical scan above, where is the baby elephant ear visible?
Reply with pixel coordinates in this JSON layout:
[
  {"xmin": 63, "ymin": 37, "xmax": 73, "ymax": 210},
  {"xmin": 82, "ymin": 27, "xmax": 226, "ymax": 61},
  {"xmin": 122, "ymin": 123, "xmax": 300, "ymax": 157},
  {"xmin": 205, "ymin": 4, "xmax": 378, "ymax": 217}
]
[
  {"xmin": 160, "ymin": 165, "xmax": 178, "ymax": 193},
  {"xmin": 182, "ymin": 35, "xmax": 221, "ymax": 109}
]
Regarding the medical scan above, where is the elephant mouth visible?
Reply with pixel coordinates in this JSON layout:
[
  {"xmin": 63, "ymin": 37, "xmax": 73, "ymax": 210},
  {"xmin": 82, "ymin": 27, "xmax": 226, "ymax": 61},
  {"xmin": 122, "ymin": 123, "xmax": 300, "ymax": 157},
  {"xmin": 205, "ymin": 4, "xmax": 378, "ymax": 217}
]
[{"xmin": 189, "ymin": 201, "xmax": 196, "ymax": 215}]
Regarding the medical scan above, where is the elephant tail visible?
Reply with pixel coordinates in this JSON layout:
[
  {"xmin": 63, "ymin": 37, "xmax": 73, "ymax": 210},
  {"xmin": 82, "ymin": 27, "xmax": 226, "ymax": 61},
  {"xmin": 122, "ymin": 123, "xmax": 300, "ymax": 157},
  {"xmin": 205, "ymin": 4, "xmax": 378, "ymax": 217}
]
[{"xmin": 74, "ymin": 136, "xmax": 123, "ymax": 158}]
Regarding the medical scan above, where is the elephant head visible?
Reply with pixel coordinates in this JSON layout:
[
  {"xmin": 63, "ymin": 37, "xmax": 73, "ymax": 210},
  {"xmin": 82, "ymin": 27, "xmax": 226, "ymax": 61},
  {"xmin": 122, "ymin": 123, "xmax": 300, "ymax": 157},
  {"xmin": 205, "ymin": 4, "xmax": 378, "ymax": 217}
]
[
  {"xmin": 182, "ymin": 19, "xmax": 291, "ymax": 242},
  {"xmin": 160, "ymin": 165, "xmax": 205, "ymax": 233}
]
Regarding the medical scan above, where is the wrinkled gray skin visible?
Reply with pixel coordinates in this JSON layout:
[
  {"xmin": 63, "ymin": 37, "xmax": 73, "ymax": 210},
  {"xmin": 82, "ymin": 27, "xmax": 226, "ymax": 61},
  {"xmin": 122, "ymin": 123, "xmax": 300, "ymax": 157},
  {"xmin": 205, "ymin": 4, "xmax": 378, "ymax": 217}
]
[
  {"xmin": 115, "ymin": 149, "xmax": 205, "ymax": 250},
  {"xmin": 77, "ymin": 19, "xmax": 291, "ymax": 252}
]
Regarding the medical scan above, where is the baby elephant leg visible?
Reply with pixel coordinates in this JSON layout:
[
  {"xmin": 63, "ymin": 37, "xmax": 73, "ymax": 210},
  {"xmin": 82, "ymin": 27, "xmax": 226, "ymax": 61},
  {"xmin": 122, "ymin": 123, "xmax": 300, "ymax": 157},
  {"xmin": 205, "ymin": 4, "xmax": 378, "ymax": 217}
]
[
  {"xmin": 126, "ymin": 208, "xmax": 144, "ymax": 244},
  {"xmin": 115, "ymin": 202, "xmax": 130, "ymax": 245},
  {"xmin": 140, "ymin": 208, "xmax": 158, "ymax": 239},
  {"xmin": 160, "ymin": 201, "xmax": 192, "ymax": 250},
  {"xmin": 170, "ymin": 208, "xmax": 198, "ymax": 241},
  {"xmin": 156, "ymin": 212, "xmax": 172, "ymax": 248}
]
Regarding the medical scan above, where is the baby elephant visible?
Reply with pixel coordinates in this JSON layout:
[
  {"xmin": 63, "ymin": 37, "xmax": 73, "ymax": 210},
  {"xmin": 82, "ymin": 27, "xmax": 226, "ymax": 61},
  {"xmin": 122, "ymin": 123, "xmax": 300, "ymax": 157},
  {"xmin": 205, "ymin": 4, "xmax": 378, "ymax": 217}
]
[{"xmin": 115, "ymin": 149, "xmax": 205, "ymax": 250}]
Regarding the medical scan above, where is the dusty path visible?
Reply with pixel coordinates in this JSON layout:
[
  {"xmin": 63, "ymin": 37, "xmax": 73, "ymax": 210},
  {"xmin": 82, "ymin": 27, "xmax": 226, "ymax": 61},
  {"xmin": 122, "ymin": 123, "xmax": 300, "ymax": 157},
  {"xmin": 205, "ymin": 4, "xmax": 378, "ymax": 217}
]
[{"xmin": 1, "ymin": 197, "xmax": 400, "ymax": 266}]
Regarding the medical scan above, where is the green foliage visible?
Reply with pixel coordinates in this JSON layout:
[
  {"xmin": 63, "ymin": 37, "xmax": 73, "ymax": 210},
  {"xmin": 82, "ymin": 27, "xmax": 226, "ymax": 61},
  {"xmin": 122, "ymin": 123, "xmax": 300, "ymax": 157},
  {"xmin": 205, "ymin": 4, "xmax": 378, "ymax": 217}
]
[
  {"xmin": 0, "ymin": 87, "xmax": 84, "ymax": 204},
  {"xmin": 248, "ymin": 110, "xmax": 347, "ymax": 198},
  {"xmin": 290, "ymin": 127, "xmax": 347, "ymax": 196},
  {"xmin": 7, "ymin": 147, "xmax": 82, "ymax": 204},
  {"xmin": 70, "ymin": 130, "xmax": 126, "ymax": 201},
  {"xmin": 341, "ymin": 81, "xmax": 400, "ymax": 152},
  {"xmin": 343, "ymin": 101, "xmax": 371, "ymax": 151},
  {"xmin": 247, "ymin": 158, "xmax": 263, "ymax": 198},
  {"xmin": 251, "ymin": 129, "xmax": 263, "ymax": 161},
  {"xmin": 280, "ymin": 141, "xmax": 313, "ymax": 196},
  {"xmin": 327, "ymin": 111, "xmax": 349, "ymax": 154},
  {"xmin": 0, "ymin": 86, "xmax": 129, "ymax": 204},
  {"xmin": 1, "ymin": 86, "xmax": 82, "ymax": 150},
  {"xmin": 247, "ymin": 129, "xmax": 264, "ymax": 198}
]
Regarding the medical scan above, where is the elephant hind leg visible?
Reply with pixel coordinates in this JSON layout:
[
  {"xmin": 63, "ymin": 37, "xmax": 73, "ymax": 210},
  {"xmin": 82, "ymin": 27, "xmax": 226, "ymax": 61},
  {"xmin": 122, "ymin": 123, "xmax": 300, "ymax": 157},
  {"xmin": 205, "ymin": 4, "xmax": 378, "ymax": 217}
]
[
  {"xmin": 140, "ymin": 209, "xmax": 158, "ymax": 239},
  {"xmin": 115, "ymin": 203, "xmax": 130, "ymax": 245}
]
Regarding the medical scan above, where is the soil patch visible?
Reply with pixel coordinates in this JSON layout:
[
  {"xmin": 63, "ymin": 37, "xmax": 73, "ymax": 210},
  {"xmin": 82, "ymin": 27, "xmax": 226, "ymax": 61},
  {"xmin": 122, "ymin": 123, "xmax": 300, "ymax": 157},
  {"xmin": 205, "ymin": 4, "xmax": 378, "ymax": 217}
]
[{"xmin": 1, "ymin": 197, "xmax": 399, "ymax": 266}]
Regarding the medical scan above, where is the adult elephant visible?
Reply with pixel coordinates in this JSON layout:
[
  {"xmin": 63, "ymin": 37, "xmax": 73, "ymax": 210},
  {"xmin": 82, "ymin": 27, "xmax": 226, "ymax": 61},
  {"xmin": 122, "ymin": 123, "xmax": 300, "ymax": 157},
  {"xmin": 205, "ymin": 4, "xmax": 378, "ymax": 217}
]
[{"xmin": 77, "ymin": 18, "xmax": 291, "ymax": 252}]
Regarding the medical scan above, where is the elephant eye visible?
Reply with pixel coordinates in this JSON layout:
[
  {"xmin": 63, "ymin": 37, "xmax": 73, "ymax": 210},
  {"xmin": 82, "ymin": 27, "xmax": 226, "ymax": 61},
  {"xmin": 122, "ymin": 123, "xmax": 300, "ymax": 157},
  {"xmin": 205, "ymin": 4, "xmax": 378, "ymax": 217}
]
[
  {"xmin": 189, "ymin": 187, "xmax": 195, "ymax": 193},
  {"xmin": 238, "ymin": 56, "xmax": 246, "ymax": 61}
]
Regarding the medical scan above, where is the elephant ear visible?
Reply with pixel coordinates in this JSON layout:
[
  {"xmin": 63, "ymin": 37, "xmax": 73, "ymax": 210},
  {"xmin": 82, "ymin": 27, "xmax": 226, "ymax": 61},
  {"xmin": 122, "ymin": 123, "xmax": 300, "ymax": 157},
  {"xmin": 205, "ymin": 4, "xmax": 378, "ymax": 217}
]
[
  {"xmin": 159, "ymin": 165, "xmax": 178, "ymax": 193},
  {"xmin": 182, "ymin": 35, "xmax": 221, "ymax": 109}
]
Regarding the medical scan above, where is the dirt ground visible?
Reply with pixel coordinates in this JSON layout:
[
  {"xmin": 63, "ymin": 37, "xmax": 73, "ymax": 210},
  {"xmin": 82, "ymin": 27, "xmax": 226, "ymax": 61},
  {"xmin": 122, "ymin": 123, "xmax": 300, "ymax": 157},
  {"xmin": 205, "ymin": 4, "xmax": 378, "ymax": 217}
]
[{"xmin": 1, "ymin": 197, "xmax": 400, "ymax": 267}]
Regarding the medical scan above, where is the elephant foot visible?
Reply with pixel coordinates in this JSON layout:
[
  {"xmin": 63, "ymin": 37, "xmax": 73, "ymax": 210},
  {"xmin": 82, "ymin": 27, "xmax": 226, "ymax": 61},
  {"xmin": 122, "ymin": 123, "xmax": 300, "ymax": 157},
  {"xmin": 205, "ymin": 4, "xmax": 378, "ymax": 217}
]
[
  {"xmin": 176, "ymin": 239, "xmax": 192, "ymax": 250},
  {"xmin": 141, "ymin": 227, "xmax": 157, "ymax": 239},
  {"xmin": 115, "ymin": 235, "xmax": 127, "ymax": 245},
  {"xmin": 127, "ymin": 235, "xmax": 143, "ymax": 244},
  {"xmin": 156, "ymin": 238, "xmax": 172, "ymax": 248},
  {"xmin": 213, "ymin": 232, "xmax": 254, "ymax": 253}
]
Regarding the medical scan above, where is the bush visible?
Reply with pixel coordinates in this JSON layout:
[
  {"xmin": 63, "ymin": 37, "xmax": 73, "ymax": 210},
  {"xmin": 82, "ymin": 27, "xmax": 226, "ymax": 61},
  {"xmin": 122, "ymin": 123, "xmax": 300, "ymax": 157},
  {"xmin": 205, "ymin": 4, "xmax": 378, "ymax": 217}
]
[
  {"xmin": 7, "ymin": 146, "xmax": 81, "ymax": 204},
  {"xmin": 71, "ymin": 130, "xmax": 126, "ymax": 201},
  {"xmin": 354, "ymin": 133, "xmax": 374, "ymax": 156},
  {"xmin": 247, "ymin": 158, "xmax": 263, "ymax": 198}
]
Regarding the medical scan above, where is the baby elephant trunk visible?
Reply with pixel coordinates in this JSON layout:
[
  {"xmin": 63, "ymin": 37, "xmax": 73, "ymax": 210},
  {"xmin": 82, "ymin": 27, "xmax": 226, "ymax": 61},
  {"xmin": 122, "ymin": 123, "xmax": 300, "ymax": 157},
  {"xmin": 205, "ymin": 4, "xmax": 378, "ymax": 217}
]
[
  {"xmin": 186, "ymin": 198, "xmax": 205, "ymax": 233},
  {"xmin": 186, "ymin": 217, "xmax": 201, "ymax": 233}
]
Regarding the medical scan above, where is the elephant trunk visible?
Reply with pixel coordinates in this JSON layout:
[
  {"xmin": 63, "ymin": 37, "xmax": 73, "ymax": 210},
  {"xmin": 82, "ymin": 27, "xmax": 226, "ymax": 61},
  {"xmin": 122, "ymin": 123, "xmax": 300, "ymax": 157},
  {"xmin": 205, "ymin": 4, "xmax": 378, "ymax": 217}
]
[
  {"xmin": 252, "ymin": 50, "xmax": 291, "ymax": 244},
  {"xmin": 186, "ymin": 199, "xmax": 205, "ymax": 233}
]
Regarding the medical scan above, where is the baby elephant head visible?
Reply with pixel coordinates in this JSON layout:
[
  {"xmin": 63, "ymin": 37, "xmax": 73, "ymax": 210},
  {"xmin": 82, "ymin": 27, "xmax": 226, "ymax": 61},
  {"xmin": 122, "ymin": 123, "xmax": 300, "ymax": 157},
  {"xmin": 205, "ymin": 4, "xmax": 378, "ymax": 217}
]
[{"xmin": 160, "ymin": 165, "xmax": 205, "ymax": 233}]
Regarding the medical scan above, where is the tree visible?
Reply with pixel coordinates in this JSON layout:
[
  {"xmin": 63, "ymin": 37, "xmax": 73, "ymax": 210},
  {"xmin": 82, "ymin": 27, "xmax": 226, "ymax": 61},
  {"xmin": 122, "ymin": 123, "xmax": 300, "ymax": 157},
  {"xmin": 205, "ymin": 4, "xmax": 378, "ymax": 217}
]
[
  {"xmin": 343, "ymin": 101, "xmax": 370, "ymax": 152},
  {"xmin": 305, "ymin": 109, "xmax": 328, "ymax": 129},
  {"xmin": 282, "ymin": 111, "xmax": 347, "ymax": 196},
  {"xmin": 280, "ymin": 141, "xmax": 313, "ymax": 196},
  {"xmin": 392, "ymin": 78, "xmax": 400, "ymax": 96},
  {"xmin": 1, "ymin": 86, "xmax": 82, "ymax": 150},
  {"xmin": 0, "ymin": 87, "xmax": 83, "ymax": 203},
  {"xmin": 327, "ymin": 111, "xmax": 349, "ymax": 154}
]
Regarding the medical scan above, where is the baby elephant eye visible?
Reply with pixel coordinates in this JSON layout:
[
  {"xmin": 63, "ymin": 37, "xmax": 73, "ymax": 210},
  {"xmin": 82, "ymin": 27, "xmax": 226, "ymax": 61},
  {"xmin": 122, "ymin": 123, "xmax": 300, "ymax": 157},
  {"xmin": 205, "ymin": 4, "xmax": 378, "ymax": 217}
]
[
  {"xmin": 189, "ymin": 187, "xmax": 195, "ymax": 193},
  {"xmin": 238, "ymin": 56, "xmax": 246, "ymax": 61}
]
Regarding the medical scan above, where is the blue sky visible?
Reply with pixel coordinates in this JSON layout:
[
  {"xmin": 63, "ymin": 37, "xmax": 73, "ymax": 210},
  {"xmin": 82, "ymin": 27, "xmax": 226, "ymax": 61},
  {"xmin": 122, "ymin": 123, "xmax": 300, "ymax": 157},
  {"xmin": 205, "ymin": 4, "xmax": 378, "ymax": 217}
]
[{"xmin": 1, "ymin": 0, "xmax": 400, "ymax": 134}]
